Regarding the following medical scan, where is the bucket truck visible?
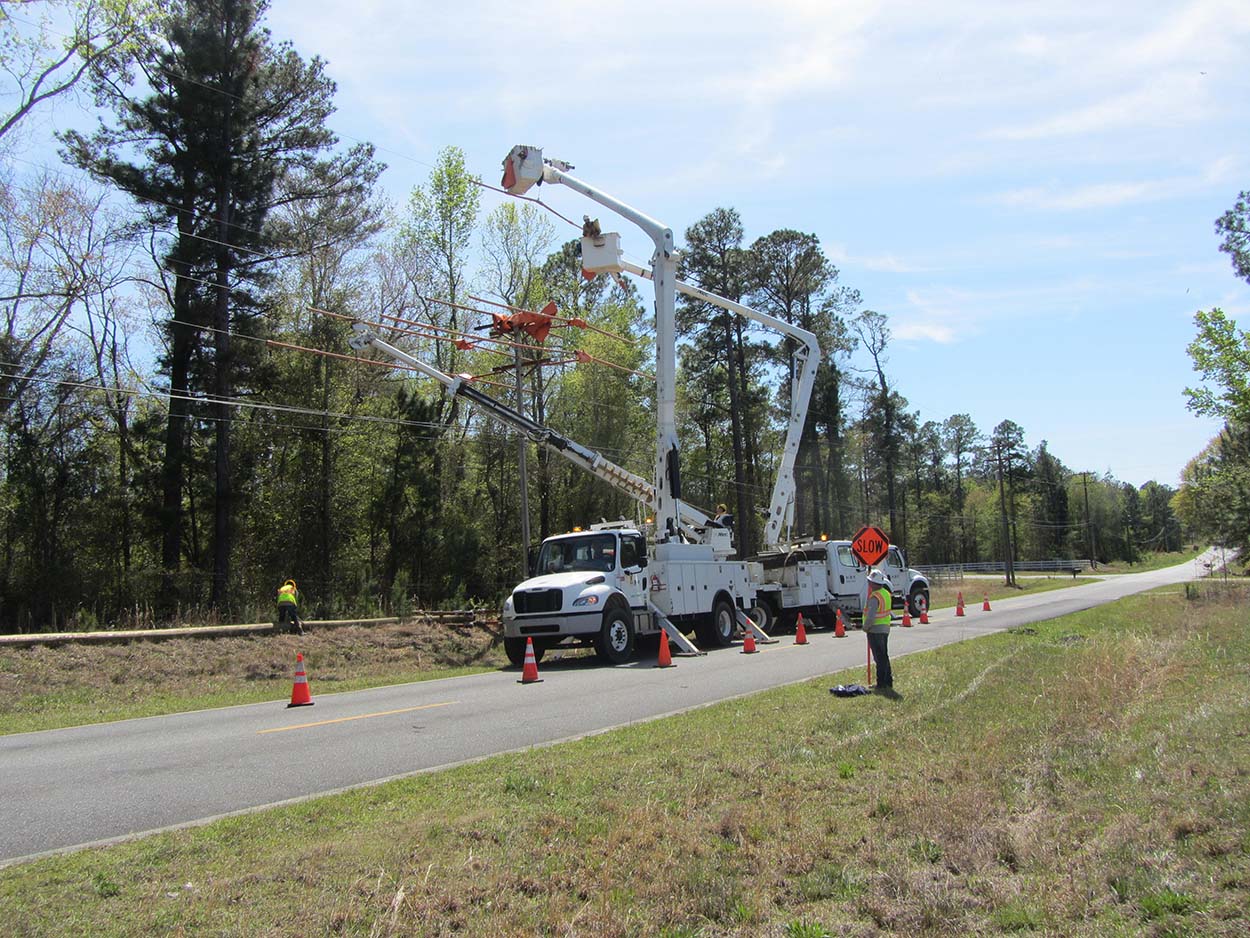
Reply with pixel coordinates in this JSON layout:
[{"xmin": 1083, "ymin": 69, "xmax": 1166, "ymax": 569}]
[{"xmin": 353, "ymin": 146, "xmax": 924, "ymax": 664}]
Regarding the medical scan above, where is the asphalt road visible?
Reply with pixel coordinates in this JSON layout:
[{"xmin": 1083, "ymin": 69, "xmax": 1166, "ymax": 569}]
[{"xmin": 0, "ymin": 553, "xmax": 1215, "ymax": 866}]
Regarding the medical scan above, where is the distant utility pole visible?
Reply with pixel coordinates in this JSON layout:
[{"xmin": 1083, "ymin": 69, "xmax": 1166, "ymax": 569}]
[
  {"xmin": 1081, "ymin": 472, "xmax": 1096, "ymax": 568},
  {"xmin": 995, "ymin": 445, "xmax": 1016, "ymax": 586}
]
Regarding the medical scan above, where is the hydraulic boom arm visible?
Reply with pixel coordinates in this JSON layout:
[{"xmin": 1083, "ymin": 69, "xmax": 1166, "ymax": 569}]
[
  {"xmin": 347, "ymin": 323, "xmax": 716, "ymax": 531},
  {"xmin": 619, "ymin": 261, "xmax": 819, "ymax": 549}
]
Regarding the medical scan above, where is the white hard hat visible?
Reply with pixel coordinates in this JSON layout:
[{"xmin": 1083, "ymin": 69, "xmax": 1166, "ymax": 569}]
[{"xmin": 867, "ymin": 568, "xmax": 891, "ymax": 586}]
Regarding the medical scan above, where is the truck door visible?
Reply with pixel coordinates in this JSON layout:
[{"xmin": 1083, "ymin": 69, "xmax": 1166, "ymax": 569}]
[
  {"xmin": 619, "ymin": 534, "xmax": 649, "ymax": 611},
  {"xmin": 883, "ymin": 547, "xmax": 907, "ymax": 606},
  {"xmin": 833, "ymin": 544, "xmax": 864, "ymax": 606}
]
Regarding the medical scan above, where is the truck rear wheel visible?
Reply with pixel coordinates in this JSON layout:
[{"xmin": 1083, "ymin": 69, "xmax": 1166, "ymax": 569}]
[
  {"xmin": 595, "ymin": 606, "xmax": 635, "ymax": 664},
  {"xmin": 696, "ymin": 598, "xmax": 737, "ymax": 648},
  {"xmin": 748, "ymin": 602, "xmax": 773, "ymax": 633}
]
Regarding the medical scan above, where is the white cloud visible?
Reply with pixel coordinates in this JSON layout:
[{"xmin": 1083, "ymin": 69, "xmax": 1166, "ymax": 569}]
[
  {"xmin": 995, "ymin": 180, "xmax": 1162, "ymax": 211},
  {"xmin": 826, "ymin": 242, "xmax": 930, "ymax": 274}
]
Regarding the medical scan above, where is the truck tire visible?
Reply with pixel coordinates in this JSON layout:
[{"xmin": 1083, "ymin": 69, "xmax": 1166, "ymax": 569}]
[
  {"xmin": 594, "ymin": 606, "xmax": 635, "ymax": 664},
  {"xmin": 748, "ymin": 601, "xmax": 773, "ymax": 633},
  {"xmin": 696, "ymin": 597, "xmax": 737, "ymax": 648},
  {"xmin": 504, "ymin": 636, "xmax": 545, "ymax": 668},
  {"xmin": 907, "ymin": 586, "xmax": 929, "ymax": 618}
]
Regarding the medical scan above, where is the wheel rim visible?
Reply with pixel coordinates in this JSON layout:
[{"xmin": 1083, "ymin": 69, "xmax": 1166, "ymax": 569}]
[
  {"xmin": 913, "ymin": 592, "xmax": 928, "ymax": 613},
  {"xmin": 609, "ymin": 616, "xmax": 629, "ymax": 652},
  {"xmin": 716, "ymin": 605, "xmax": 734, "ymax": 640}
]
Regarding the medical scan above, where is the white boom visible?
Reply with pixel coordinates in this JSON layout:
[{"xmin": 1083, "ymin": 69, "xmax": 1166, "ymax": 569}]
[
  {"xmin": 500, "ymin": 146, "xmax": 684, "ymax": 544},
  {"xmin": 500, "ymin": 144, "xmax": 820, "ymax": 551},
  {"xmin": 617, "ymin": 260, "xmax": 819, "ymax": 549}
]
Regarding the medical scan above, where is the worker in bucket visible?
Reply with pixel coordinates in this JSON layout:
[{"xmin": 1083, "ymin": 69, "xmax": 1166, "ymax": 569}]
[
  {"xmin": 864, "ymin": 568, "xmax": 898, "ymax": 697},
  {"xmin": 712, "ymin": 503, "xmax": 734, "ymax": 530},
  {"xmin": 276, "ymin": 578, "xmax": 303, "ymax": 635}
]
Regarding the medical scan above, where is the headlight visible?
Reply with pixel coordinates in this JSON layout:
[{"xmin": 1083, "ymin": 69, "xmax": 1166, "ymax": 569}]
[
  {"xmin": 503, "ymin": 596, "xmax": 514, "ymax": 613},
  {"xmin": 572, "ymin": 595, "xmax": 599, "ymax": 607}
]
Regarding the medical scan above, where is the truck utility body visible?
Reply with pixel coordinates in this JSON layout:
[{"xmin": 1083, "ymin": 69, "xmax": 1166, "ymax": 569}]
[{"xmin": 748, "ymin": 541, "xmax": 930, "ymax": 633}]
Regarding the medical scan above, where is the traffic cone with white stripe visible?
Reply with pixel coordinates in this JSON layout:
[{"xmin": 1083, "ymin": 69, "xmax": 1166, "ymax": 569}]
[
  {"xmin": 982, "ymin": 593, "xmax": 992, "ymax": 612},
  {"xmin": 900, "ymin": 605, "xmax": 912, "ymax": 627},
  {"xmin": 795, "ymin": 612, "xmax": 809, "ymax": 645},
  {"xmin": 742, "ymin": 626, "xmax": 758, "ymax": 654},
  {"xmin": 920, "ymin": 606, "xmax": 930, "ymax": 624},
  {"xmin": 287, "ymin": 653, "xmax": 314, "ymax": 708},
  {"xmin": 834, "ymin": 608, "xmax": 846, "ymax": 638},
  {"xmin": 518, "ymin": 637, "xmax": 543, "ymax": 684},
  {"xmin": 956, "ymin": 592, "xmax": 966, "ymax": 617}
]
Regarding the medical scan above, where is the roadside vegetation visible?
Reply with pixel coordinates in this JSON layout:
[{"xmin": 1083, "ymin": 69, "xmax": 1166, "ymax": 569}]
[
  {"xmin": 3, "ymin": 585, "xmax": 1246, "ymax": 937},
  {"xmin": 0, "ymin": 620, "xmax": 503, "ymax": 736}
]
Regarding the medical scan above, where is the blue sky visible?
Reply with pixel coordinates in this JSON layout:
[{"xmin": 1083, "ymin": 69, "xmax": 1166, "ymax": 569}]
[
  {"xmin": 261, "ymin": 0, "xmax": 1250, "ymax": 488},
  {"xmin": 17, "ymin": 1, "xmax": 1249, "ymax": 487}
]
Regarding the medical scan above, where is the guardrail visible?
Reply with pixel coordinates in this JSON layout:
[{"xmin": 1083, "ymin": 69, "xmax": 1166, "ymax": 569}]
[
  {"xmin": 0, "ymin": 610, "xmax": 492, "ymax": 649},
  {"xmin": 915, "ymin": 559, "xmax": 1092, "ymax": 581}
]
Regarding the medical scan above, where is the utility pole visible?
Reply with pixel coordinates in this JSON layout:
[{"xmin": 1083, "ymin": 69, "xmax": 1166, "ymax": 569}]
[
  {"xmin": 514, "ymin": 326, "xmax": 531, "ymax": 579},
  {"xmin": 1081, "ymin": 472, "xmax": 1095, "ymax": 568},
  {"xmin": 995, "ymin": 445, "xmax": 1016, "ymax": 586}
]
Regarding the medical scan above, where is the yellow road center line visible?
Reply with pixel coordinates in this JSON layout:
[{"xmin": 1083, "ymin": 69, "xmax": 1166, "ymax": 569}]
[{"xmin": 258, "ymin": 701, "xmax": 457, "ymax": 734}]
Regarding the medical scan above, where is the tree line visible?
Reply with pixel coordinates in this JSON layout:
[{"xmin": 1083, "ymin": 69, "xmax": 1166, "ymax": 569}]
[{"xmin": 0, "ymin": 0, "xmax": 1194, "ymax": 632}]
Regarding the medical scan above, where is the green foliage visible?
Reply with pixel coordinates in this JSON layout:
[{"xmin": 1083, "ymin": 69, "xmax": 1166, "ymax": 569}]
[
  {"xmin": 1139, "ymin": 888, "xmax": 1197, "ymax": 920},
  {"xmin": 1185, "ymin": 308, "xmax": 1250, "ymax": 422},
  {"xmin": 783, "ymin": 920, "xmax": 832, "ymax": 938},
  {"xmin": 1179, "ymin": 307, "xmax": 1250, "ymax": 553},
  {"xmin": 1215, "ymin": 190, "xmax": 1250, "ymax": 284}
]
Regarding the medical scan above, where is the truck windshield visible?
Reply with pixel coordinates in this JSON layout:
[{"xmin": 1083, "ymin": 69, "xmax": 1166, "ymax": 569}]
[{"xmin": 537, "ymin": 534, "xmax": 617, "ymax": 574}]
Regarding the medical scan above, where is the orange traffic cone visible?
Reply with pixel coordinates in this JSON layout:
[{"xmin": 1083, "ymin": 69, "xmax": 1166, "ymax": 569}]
[
  {"xmin": 655, "ymin": 631, "xmax": 675, "ymax": 668},
  {"xmin": 834, "ymin": 609, "xmax": 846, "ymax": 638},
  {"xmin": 287, "ymin": 653, "xmax": 314, "ymax": 708},
  {"xmin": 982, "ymin": 593, "xmax": 992, "ymax": 612},
  {"xmin": 742, "ymin": 626, "xmax": 758, "ymax": 654},
  {"xmin": 795, "ymin": 613, "xmax": 809, "ymax": 645},
  {"xmin": 518, "ymin": 637, "xmax": 543, "ymax": 684},
  {"xmin": 920, "ymin": 607, "xmax": 930, "ymax": 624},
  {"xmin": 956, "ymin": 592, "xmax": 966, "ymax": 617},
  {"xmin": 901, "ymin": 605, "xmax": 912, "ymax": 628}
]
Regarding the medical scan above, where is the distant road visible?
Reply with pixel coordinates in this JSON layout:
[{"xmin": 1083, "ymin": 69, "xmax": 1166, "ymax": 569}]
[{"xmin": 0, "ymin": 552, "xmax": 1216, "ymax": 866}]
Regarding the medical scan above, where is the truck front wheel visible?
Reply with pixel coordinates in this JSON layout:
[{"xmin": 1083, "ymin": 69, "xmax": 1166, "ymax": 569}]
[
  {"xmin": 907, "ymin": 586, "xmax": 929, "ymax": 618},
  {"xmin": 595, "ymin": 606, "xmax": 635, "ymax": 664},
  {"xmin": 504, "ymin": 636, "xmax": 545, "ymax": 668}
]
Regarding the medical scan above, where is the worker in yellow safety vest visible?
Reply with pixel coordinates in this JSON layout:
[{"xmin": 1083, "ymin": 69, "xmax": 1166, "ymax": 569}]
[
  {"xmin": 276, "ymin": 579, "xmax": 303, "ymax": 635},
  {"xmin": 863, "ymin": 567, "xmax": 897, "ymax": 697}
]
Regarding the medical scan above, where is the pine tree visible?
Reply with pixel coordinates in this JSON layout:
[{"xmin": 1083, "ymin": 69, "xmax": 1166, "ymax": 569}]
[{"xmin": 64, "ymin": 0, "xmax": 379, "ymax": 612}]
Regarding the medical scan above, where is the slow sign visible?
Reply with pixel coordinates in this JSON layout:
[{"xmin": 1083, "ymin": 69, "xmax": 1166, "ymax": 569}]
[{"xmin": 850, "ymin": 525, "xmax": 890, "ymax": 568}]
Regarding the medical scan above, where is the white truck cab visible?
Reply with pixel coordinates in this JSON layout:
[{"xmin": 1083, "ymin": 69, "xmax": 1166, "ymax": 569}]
[{"xmin": 502, "ymin": 523, "xmax": 651, "ymax": 666}]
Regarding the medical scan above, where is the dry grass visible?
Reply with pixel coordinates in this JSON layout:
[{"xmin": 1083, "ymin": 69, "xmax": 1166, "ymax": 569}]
[
  {"xmin": 0, "ymin": 617, "xmax": 505, "ymax": 734},
  {"xmin": 2, "ymin": 586, "xmax": 1248, "ymax": 937}
]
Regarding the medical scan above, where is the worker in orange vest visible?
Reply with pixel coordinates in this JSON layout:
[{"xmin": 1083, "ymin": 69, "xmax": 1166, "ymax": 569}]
[{"xmin": 276, "ymin": 579, "xmax": 303, "ymax": 635}]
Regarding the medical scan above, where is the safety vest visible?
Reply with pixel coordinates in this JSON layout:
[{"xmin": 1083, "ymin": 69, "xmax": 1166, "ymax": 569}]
[
  {"xmin": 870, "ymin": 585, "xmax": 892, "ymax": 628},
  {"xmin": 277, "ymin": 584, "xmax": 298, "ymax": 606}
]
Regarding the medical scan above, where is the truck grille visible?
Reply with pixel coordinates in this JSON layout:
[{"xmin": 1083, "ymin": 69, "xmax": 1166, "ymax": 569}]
[{"xmin": 513, "ymin": 588, "xmax": 562, "ymax": 614}]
